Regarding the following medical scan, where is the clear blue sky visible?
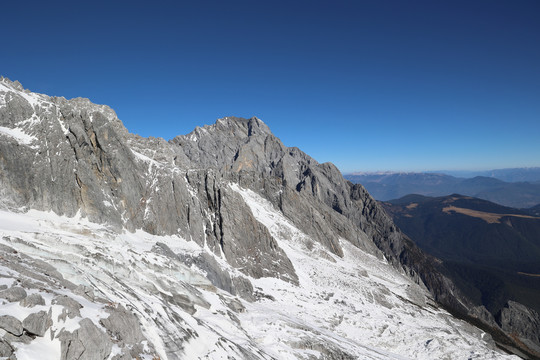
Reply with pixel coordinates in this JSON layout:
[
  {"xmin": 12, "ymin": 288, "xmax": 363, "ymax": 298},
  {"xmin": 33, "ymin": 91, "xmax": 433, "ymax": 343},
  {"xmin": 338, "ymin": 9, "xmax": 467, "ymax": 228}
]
[{"xmin": 2, "ymin": 0, "xmax": 539, "ymax": 173}]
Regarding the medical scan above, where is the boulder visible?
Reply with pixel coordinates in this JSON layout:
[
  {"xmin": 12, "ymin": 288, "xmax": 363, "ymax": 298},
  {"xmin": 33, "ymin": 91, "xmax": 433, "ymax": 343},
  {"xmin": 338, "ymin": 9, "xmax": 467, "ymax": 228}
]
[
  {"xmin": 0, "ymin": 287, "xmax": 27, "ymax": 302},
  {"xmin": 0, "ymin": 315, "xmax": 23, "ymax": 336},
  {"xmin": 58, "ymin": 318, "xmax": 112, "ymax": 360},
  {"xmin": 100, "ymin": 305, "xmax": 143, "ymax": 345},
  {"xmin": 52, "ymin": 295, "xmax": 82, "ymax": 321},
  {"xmin": 0, "ymin": 339, "xmax": 13, "ymax": 357},
  {"xmin": 20, "ymin": 293, "xmax": 46, "ymax": 308},
  {"xmin": 23, "ymin": 310, "xmax": 52, "ymax": 337},
  {"xmin": 3, "ymin": 332, "xmax": 33, "ymax": 344}
]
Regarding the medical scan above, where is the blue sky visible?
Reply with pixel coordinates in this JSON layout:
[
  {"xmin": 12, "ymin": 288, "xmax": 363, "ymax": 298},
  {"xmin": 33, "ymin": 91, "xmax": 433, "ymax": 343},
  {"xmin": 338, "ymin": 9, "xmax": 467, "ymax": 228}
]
[{"xmin": 2, "ymin": 0, "xmax": 539, "ymax": 173}]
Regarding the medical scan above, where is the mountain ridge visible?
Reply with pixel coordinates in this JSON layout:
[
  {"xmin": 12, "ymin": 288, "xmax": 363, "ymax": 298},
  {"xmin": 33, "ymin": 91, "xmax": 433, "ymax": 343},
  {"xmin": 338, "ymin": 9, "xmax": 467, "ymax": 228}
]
[
  {"xmin": 345, "ymin": 172, "xmax": 540, "ymax": 208},
  {"xmin": 348, "ymin": 167, "xmax": 540, "ymax": 183}
]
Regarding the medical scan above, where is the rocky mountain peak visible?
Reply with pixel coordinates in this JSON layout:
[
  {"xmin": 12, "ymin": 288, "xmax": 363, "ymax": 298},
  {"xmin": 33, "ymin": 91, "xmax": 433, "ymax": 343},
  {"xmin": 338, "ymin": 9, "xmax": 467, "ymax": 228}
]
[
  {"xmin": 0, "ymin": 76, "xmax": 24, "ymax": 91},
  {"xmin": 217, "ymin": 115, "xmax": 271, "ymax": 136},
  {"xmin": 0, "ymin": 76, "xmax": 118, "ymax": 127},
  {"xmin": 174, "ymin": 116, "xmax": 270, "ymax": 143}
]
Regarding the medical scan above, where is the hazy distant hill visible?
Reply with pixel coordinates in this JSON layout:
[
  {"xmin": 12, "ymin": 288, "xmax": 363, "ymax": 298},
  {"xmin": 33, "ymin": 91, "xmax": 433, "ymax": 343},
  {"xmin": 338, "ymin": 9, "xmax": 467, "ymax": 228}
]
[
  {"xmin": 345, "ymin": 172, "xmax": 540, "ymax": 208},
  {"xmin": 344, "ymin": 172, "xmax": 460, "ymax": 200},
  {"xmin": 382, "ymin": 194, "xmax": 540, "ymax": 315},
  {"xmin": 438, "ymin": 167, "xmax": 540, "ymax": 182}
]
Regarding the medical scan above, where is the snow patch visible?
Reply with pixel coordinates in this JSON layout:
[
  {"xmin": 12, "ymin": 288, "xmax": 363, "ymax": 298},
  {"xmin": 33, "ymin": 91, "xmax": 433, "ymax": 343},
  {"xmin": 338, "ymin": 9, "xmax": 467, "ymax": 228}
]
[
  {"xmin": 0, "ymin": 126, "xmax": 37, "ymax": 145},
  {"xmin": 14, "ymin": 329, "xmax": 61, "ymax": 360},
  {"xmin": 131, "ymin": 149, "xmax": 162, "ymax": 167}
]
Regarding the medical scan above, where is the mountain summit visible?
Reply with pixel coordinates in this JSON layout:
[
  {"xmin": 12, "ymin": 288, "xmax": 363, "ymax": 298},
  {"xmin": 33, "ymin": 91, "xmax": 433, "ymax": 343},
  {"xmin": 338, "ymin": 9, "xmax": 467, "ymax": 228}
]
[{"xmin": 0, "ymin": 77, "xmax": 533, "ymax": 359}]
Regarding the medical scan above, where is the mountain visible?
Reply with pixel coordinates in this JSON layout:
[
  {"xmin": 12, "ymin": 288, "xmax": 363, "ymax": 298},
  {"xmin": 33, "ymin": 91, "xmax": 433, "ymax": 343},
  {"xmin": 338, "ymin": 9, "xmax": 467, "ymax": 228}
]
[
  {"xmin": 437, "ymin": 168, "xmax": 540, "ymax": 182},
  {"xmin": 345, "ymin": 172, "xmax": 540, "ymax": 208},
  {"xmin": 382, "ymin": 194, "xmax": 540, "ymax": 352},
  {"xmin": 344, "ymin": 172, "xmax": 461, "ymax": 200},
  {"xmin": 0, "ymin": 77, "xmax": 534, "ymax": 359}
]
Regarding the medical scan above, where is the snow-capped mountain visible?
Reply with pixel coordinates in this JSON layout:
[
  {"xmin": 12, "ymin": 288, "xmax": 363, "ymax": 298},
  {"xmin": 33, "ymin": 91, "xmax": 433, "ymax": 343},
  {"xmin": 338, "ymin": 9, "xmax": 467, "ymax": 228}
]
[{"xmin": 0, "ymin": 77, "xmax": 531, "ymax": 359}]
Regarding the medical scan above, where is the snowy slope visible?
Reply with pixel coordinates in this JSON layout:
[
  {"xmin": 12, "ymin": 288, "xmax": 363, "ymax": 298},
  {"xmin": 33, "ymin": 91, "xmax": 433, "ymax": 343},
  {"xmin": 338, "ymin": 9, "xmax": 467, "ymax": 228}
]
[{"xmin": 0, "ymin": 188, "xmax": 517, "ymax": 359}]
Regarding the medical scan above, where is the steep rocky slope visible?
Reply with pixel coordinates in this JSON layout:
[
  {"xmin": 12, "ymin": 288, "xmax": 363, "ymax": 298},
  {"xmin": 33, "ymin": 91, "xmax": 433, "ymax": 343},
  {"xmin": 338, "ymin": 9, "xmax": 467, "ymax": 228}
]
[{"xmin": 0, "ymin": 77, "xmax": 532, "ymax": 359}]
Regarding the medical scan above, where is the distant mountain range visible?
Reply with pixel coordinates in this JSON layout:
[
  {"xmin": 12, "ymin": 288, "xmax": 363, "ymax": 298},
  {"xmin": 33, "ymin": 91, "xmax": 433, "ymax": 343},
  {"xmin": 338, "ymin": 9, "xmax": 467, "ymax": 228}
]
[
  {"xmin": 382, "ymin": 194, "xmax": 540, "ymax": 318},
  {"xmin": 344, "ymin": 169, "xmax": 540, "ymax": 209},
  {"xmin": 349, "ymin": 167, "xmax": 540, "ymax": 182},
  {"xmin": 430, "ymin": 167, "xmax": 540, "ymax": 182}
]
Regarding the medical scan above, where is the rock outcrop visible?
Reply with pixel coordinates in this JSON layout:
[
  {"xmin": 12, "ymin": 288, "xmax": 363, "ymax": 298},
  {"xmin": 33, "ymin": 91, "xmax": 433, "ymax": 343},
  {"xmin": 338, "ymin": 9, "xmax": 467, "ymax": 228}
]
[
  {"xmin": 498, "ymin": 301, "xmax": 540, "ymax": 354},
  {"xmin": 0, "ymin": 315, "xmax": 23, "ymax": 336}
]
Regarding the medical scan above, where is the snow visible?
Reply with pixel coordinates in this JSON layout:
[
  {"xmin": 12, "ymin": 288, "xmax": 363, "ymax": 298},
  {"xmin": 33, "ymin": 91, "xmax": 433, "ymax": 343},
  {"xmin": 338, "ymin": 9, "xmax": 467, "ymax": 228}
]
[
  {"xmin": 0, "ymin": 195, "xmax": 519, "ymax": 359},
  {"xmin": 14, "ymin": 114, "xmax": 39, "ymax": 128},
  {"xmin": 17, "ymin": 90, "xmax": 42, "ymax": 109},
  {"xmin": 0, "ymin": 126, "xmax": 37, "ymax": 145},
  {"xmin": 15, "ymin": 329, "xmax": 61, "ymax": 360},
  {"xmin": 0, "ymin": 79, "xmax": 47, "ymax": 110},
  {"xmin": 131, "ymin": 149, "xmax": 162, "ymax": 167},
  {"xmin": 0, "ymin": 296, "xmax": 47, "ymax": 320},
  {"xmin": 108, "ymin": 344, "xmax": 123, "ymax": 359},
  {"xmin": 188, "ymin": 127, "xmax": 206, "ymax": 142},
  {"xmin": 0, "ymin": 81, "xmax": 13, "ymax": 96},
  {"xmin": 57, "ymin": 117, "xmax": 69, "ymax": 135},
  {"xmin": 230, "ymin": 183, "xmax": 519, "ymax": 360},
  {"xmin": 0, "ymin": 79, "xmax": 69, "ymax": 140}
]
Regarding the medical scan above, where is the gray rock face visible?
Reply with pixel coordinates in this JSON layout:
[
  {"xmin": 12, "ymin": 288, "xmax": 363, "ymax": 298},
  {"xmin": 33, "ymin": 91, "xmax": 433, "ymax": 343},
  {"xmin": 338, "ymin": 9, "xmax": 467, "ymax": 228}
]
[
  {"xmin": 3, "ymin": 332, "xmax": 34, "ymax": 344},
  {"xmin": 23, "ymin": 310, "xmax": 52, "ymax": 337},
  {"xmin": 59, "ymin": 318, "xmax": 112, "ymax": 360},
  {"xmin": 289, "ymin": 339, "xmax": 357, "ymax": 360},
  {"xmin": 52, "ymin": 295, "xmax": 82, "ymax": 321},
  {"xmin": 0, "ymin": 338, "xmax": 12, "ymax": 357},
  {"xmin": 498, "ymin": 301, "xmax": 540, "ymax": 348},
  {"xmin": 73, "ymin": 285, "xmax": 95, "ymax": 302},
  {"xmin": 100, "ymin": 304, "xmax": 143, "ymax": 345},
  {"xmin": 20, "ymin": 293, "xmax": 46, "ymax": 308},
  {"xmin": 0, "ymin": 315, "xmax": 23, "ymax": 336},
  {"xmin": 0, "ymin": 287, "xmax": 27, "ymax": 302},
  {"xmin": 470, "ymin": 305, "xmax": 499, "ymax": 328}
]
